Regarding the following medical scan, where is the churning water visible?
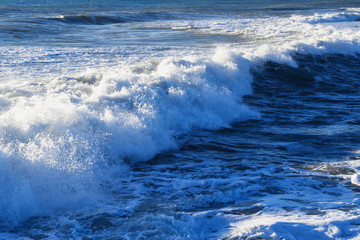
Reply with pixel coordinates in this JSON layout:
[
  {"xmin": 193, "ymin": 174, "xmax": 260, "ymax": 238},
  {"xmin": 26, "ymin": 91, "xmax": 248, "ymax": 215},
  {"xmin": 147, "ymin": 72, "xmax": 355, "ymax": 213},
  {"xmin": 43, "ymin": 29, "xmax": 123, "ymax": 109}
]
[{"xmin": 1, "ymin": 0, "xmax": 360, "ymax": 239}]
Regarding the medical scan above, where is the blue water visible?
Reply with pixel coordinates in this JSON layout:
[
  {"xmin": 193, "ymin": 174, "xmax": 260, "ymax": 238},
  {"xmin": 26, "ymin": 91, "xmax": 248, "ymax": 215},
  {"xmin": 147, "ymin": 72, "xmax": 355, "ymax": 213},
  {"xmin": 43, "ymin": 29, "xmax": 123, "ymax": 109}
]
[{"xmin": 1, "ymin": 0, "xmax": 360, "ymax": 239}]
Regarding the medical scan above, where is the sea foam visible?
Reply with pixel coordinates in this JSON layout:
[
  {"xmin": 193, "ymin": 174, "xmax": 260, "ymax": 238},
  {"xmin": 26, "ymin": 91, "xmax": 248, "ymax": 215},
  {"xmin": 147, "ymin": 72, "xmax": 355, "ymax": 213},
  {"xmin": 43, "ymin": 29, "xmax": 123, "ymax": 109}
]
[{"xmin": 0, "ymin": 47, "xmax": 257, "ymax": 225}]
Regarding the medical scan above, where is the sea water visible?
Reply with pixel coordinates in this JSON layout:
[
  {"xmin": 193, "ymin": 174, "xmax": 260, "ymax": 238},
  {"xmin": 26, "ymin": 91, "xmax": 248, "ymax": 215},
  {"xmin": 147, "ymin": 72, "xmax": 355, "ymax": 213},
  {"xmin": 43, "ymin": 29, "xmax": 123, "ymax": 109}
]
[{"xmin": 1, "ymin": 0, "xmax": 360, "ymax": 239}]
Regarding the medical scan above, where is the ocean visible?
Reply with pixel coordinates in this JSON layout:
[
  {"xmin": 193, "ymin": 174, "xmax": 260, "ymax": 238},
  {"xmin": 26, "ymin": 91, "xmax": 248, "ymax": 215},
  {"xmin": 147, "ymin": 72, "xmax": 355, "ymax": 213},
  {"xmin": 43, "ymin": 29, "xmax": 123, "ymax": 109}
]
[{"xmin": 1, "ymin": 0, "xmax": 360, "ymax": 239}]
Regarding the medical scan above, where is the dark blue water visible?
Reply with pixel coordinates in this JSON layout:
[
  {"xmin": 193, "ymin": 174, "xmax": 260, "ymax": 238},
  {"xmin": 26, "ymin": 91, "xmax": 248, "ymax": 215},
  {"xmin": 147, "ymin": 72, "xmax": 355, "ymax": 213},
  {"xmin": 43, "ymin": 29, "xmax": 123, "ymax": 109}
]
[{"xmin": 1, "ymin": 1, "xmax": 360, "ymax": 239}]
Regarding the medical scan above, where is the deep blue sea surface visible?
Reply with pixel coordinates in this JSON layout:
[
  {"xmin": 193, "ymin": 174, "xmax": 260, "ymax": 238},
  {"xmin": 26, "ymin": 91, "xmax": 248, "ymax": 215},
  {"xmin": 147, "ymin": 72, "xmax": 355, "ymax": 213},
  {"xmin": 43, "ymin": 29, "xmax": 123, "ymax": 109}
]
[{"xmin": 1, "ymin": 0, "xmax": 360, "ymax": 239}]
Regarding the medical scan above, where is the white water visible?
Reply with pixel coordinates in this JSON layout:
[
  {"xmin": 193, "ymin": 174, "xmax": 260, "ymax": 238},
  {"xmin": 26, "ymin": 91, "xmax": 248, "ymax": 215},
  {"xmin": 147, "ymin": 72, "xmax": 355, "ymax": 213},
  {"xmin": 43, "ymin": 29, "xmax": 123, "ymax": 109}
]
[
  {"xmin": 0, "ymin": 46, "xmax": 259, "ymax": 225},
  {"xmin": 1, "ymin": 6, "xmax": 360, "ymax": 239}
]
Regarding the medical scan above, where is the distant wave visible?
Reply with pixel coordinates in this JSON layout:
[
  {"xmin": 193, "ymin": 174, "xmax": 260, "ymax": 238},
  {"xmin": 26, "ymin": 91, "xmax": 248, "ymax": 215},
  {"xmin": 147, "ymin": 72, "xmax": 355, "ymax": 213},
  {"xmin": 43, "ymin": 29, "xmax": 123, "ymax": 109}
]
[
  {"xmin": 46, "ymin": 15, "xmax": 132, "ymax": 25},
  {"xmin": 305, "ymin": 8, "xmax": 360, "ymax": 24},
  {"xmin": 44, "ymin": 12, "xmax": 176, "ymax": 25}
]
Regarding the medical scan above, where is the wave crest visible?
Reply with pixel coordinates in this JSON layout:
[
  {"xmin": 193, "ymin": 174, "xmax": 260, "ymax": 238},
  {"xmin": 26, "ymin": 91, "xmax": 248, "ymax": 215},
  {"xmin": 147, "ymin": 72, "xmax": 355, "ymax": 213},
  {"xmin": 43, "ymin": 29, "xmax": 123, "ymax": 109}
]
[{"xmin": 46, "ymin": 15, "xmax": 129, "ymax": 25}]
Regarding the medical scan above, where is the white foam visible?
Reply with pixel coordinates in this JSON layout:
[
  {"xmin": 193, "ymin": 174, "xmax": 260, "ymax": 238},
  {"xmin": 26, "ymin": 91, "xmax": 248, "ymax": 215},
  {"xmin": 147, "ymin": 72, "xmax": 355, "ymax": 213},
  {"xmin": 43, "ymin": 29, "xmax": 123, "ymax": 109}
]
[
  {"xmin": 304, "ymin": 8, "xmax": 360, "ymax": 24},
  {"xmin": 156, "ymin": 7, "xmax": 360, "ymax": 63},
  {"xmin": 226, "ymin": 211, "xmax": 360, "ymax": 239},
  {"xmin": 0, "ymin": 46, "xmax": 258, "ymax": 225},
  {"xmin": 351, "ymin": 174, "xmax": 360, "ymax": 186}
]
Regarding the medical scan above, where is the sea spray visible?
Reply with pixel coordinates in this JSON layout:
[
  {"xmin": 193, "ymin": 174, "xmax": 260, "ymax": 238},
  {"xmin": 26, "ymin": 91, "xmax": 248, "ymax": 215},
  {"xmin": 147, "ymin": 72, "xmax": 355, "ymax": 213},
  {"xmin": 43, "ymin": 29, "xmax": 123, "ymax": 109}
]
[{"xmin": 0, "ymin": 47, "xmax": 257, "ymax": 226}]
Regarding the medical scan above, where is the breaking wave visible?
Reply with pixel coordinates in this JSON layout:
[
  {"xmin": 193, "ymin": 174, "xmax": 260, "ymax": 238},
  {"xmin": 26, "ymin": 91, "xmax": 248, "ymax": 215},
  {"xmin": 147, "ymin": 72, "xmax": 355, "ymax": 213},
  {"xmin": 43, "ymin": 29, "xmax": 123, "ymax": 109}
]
[{"xmin": 0, "ymin": 47, "xmax": 258, "ymax": 226}]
